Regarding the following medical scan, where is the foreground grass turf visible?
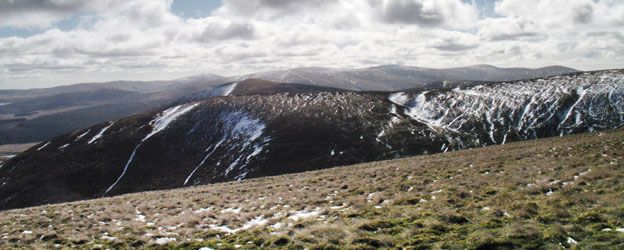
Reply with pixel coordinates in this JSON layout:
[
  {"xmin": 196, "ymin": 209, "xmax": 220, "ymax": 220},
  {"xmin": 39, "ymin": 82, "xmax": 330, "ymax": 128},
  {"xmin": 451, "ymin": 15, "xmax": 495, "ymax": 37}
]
[{"xmin": 1, "ymin": 127, "xmax": 623, "ymax": 249}]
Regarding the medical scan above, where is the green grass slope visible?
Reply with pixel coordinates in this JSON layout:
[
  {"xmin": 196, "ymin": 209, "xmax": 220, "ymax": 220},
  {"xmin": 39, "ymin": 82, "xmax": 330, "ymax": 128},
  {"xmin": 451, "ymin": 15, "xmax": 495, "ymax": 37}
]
[{"xmin": 1, "ymin": 127, "xmax": 623, "ymax": 249}]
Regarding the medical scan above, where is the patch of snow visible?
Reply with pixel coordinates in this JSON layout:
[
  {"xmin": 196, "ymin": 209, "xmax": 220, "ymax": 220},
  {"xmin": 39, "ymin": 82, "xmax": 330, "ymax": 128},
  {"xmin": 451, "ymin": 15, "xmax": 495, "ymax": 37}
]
[
  {"xmin": 184, "ymin": 137, "xmax": 227, "ymax": 185},
  {"xmin": 143, "ymin": 103, "xmax": 200, "ymax": 142},
  {"xmin": 503, "ymin": 212, "xmax": 510, "ymax": 217},
  {"xmin": 430, "ymin": 189, "xmax": 443, "ymax": 194},
  {"xmin": 288, "ymin": 208, "xmax": 322, "ymax": 222},
  {"xmin": 104, "ymin": 104, "xmax": 199, "ymax": 196},
  {"xmin": 617, "ymin": 228, "xmax": 624, "ymax": 232},
  {"xmin": 223, "ymin": 82, "xmax": 238, "ymax": 96},
  {"xmin": 37, "ymin": 142, "xmax": 50, "ymax": 151},
  {"xmin": 58, "ymin": 143, "xmax": 70, "ymax": 150},
  {"xmin": 74, "ymin": 129, "xmax": 91, "ymax": 142},
  {"xmin": 88, "ymin": 122, "xmax": 115, "ymax": 144},
  {"xmin": 482, "ymin": 207, "xmax": 490, "ymax": 211},
  {"xmin": 199, "ymin": 248, "xmax": 215, "ymax": 250},
  {"xmin": 388, "ymin": 92, "xmax": 409, "ymax": 106},
  {"xmin": 210, "ymin": 216, "xmax": 269, "ymax": 234},
  {"xmin": 221, "ymin": 207, "xmax": 242, "ymax": 214},
  {"xmin": 225, "ymin": 156, "xmax": 243, "ymax": 176},
  {"xmin": 567, "ymin": 237, "xmax": 578, "ymax": 244},
  {"xmin": 136, "ymin": 215, "xmax": 146, "ymax": 222},
  {"xmin": 549, "ymin": 180, "xmax": 561, "ymax": 185},
  {"xmin": 195, "ymin": 110, "xmax": 270, "ymax": 179},
  {"xmin": 193, "ymin": 208, "xmax": 212, "ymax": 214},
  {"xmin": 270, "ymin": 222, "xmax": 286, "ymax": 229},
  {"xmin": 154, "ymin": 237, "xmax": 177, "ymax": 245},
  {"xmin": 330, "ymin": 203, "xmax": 348, "ymax": 210},
  {"xmin": 102, "ymin": 144, "xmax": 140, "ymax": 197},
  {"xmin": 0, "ymin": 103, "xmax": 10, "ymax": 106},
  {"xmin": 2, "ymin": 154, "xmax": 16, "ymax": 158},
  {"xmin": 101, "ymin": 235, "xmax": 118, "ymax": 241},
  {"xmin": 22, "ymin": 231, "xmax": 32, "ymax": 234}
]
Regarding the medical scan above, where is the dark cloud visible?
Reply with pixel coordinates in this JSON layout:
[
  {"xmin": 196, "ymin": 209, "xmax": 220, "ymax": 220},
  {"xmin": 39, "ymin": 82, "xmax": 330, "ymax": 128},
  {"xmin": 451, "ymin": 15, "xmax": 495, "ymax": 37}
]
[
  {"xmin": 5, "ymin": 62, "xmax": 83, "ymax": 73},
  {"xmin": 433, "ymin": 40, "xmax": 478, "ymax": 52},
  {"xmin": 0, "ymin": 0, "xmax": 88, "ymax": 14},
  {"xmin": 0, "ymin": 0, "xmax": 90, "ymax": 27},
  {"xmin": 219, "ymin": 0, "xmax": 335, "ymax": 16},
  {"xmin": 375, "ymin": 0, "xmax": 444, "ymax": 26},
  {"xmin": 573, "ymin": 4, "xmax": 593, "ymax": 24},
  {"xmin": 487, "ymin": 32, "xmax": 541, "ymax": 41},
  {"xmin": 194, "ymin": 22, "xmax": 255, "ymax": 43},
  {"xmin": 74, "ymin": 47, "xmax": 156, "ymax": 58}
]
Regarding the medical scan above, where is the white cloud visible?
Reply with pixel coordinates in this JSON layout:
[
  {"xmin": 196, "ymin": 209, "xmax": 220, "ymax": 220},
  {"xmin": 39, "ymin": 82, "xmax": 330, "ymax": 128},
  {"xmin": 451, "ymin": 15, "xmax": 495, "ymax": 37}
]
[{"xmin": 0, "ymin": 0, "xmax": 622, "ymax": 89}]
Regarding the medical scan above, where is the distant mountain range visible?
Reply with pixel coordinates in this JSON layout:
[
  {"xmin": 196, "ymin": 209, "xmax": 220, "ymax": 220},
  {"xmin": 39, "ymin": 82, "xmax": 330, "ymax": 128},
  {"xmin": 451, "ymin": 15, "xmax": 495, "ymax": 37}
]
[
  {"xmin": 228, "ymin": 64, "xmax": 578, "ymax": 91},
  {"xmin": 0, "ymin": 64, "xmax": 578, "ymax": 145},
  {"xmin": 1, "ymin": 69, "xmax": 622, "ymax": 210}
]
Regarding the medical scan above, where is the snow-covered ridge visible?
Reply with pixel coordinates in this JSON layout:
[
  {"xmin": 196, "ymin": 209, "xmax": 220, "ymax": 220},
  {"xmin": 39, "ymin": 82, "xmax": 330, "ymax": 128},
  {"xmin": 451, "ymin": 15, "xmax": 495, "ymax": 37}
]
[{"xmin": 388, "ymin": 70, "xmax": 624, "ymax": 147}]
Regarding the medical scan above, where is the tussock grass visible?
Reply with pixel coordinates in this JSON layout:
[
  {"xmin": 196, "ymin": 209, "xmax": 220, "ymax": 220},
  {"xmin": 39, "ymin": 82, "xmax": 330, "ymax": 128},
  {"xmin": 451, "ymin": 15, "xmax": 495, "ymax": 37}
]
[{"xmin": 1, "ymin": 128, "xmax": 624, "ymax": 249}]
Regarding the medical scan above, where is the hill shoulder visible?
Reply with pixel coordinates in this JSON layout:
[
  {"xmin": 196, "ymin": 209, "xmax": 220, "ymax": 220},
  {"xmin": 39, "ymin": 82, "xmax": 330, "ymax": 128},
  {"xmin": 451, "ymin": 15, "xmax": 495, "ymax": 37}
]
[{"xmin": 1, "ymin": 126, "xmax": 622, "ymax": 249}]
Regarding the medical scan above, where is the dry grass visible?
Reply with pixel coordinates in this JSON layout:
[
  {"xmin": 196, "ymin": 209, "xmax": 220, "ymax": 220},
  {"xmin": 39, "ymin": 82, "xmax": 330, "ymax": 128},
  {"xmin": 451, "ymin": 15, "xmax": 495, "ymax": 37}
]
[
  {"xmin": 1, "ymin": 128, "xmax": 624, "ymax": 249},
  {"xmin": 0, "ymin": 142, "xmax": 37, "ymax": 164}
]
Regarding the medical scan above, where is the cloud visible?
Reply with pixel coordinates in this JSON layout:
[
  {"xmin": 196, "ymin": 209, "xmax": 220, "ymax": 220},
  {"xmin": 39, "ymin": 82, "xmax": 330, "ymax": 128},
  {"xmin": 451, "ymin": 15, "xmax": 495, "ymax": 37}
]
[
  {"xmin": 478, "ymin": 17, "xmax": 544, "ymax": 42},
  {"xmin": 431, "ymin": 31, "xmax": 479, "ymax": 52},
  {"xmin": 0, "ymin": 0, "xmax": 108, "ymax": 28},
  {"xmin": 187, "ymin": 18, "xmax": 255, "ymax": 43},
  {"xmin": 370, "ymin": 0, "xmax": 478, "ymax": 29},
  {"xmin": 376, "ymin": 0, "xmax": 444, "ymax": 26},
  {"xmin": 214, "ymin": 0, "xmax": 337, "ymax": 18},
  {"xmin": 0, "ymin": 0, "xmax": 623, "ymax": 89},
  {"xmin": 433, "ymin": 41, "xmax": 478, "ymax": 52}
]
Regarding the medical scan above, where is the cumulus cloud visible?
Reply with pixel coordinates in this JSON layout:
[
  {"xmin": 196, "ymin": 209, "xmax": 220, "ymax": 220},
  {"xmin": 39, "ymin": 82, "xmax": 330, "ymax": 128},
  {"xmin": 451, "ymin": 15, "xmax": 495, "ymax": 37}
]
[
  {"xmin": 186, "ymin": 18, "xmax": 255, "ymax": 43},
  {"xmin": 371, "ymin": 0, "xmax": 478, "ymax": 29},
  {"xmin": 214, "ymin": 0, "xmax": 338, "ymax": 19},
  {"xmin": 0, "ymin": 0, "xmax": 93, "ymax": 28},
  {"xmin": 0, "ymin": 0, "xmax": 623, "ymax": 89},
  {"xmin": 478, "ymin": 17, "xmax": 544, "ymax": 42}
]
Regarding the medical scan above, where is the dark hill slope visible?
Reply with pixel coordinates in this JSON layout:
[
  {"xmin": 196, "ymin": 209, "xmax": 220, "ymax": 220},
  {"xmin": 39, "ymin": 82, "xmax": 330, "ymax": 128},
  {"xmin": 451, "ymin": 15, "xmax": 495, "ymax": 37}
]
[
  {"xmin": 0, "ymin": 70, "xmax": 622, "ymax": 210},
  {"xmin": 0, "ymin": 123, "xmax": 623, "ymax": 249},
  {"xmin": 0, "ymin": 75, "xmax": 226, "ymax": 145}
]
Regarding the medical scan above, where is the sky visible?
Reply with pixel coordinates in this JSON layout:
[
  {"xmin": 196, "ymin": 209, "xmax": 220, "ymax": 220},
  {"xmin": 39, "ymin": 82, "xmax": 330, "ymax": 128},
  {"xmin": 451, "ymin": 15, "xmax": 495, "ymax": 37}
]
[{"xmin": 0, "ymin": 0, "xmax": 623, "ymax": 89}]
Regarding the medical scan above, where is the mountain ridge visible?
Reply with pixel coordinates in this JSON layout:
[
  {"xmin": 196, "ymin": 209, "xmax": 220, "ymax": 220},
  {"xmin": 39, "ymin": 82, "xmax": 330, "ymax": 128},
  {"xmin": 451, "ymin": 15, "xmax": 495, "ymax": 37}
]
[{"xmin": 0, "ymin": 69, "xmax": 621, "ymax": 210}]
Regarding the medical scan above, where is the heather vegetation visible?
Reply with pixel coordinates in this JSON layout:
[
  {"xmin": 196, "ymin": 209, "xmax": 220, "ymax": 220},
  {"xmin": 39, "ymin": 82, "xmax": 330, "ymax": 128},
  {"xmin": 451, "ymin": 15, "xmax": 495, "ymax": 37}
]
[{"xmin": 1, "ymin": 127, "xmax": 623, "ymax": 249}]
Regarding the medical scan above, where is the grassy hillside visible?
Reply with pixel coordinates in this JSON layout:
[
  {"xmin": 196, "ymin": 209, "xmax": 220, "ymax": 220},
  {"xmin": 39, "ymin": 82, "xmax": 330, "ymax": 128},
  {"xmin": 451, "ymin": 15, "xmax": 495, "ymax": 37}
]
[{"xmin": 1, "ymin": 127, "xmax": 623, "ymax": 249}]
